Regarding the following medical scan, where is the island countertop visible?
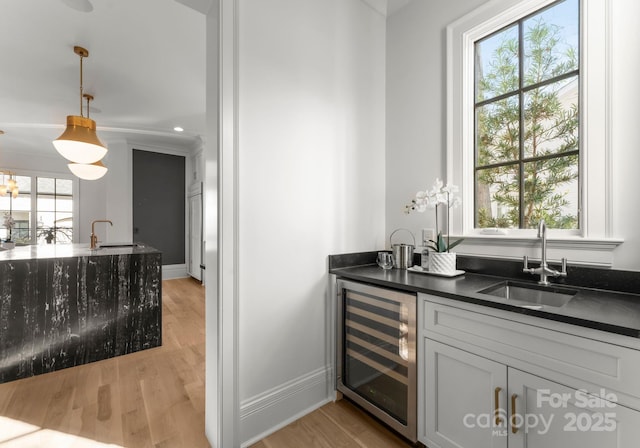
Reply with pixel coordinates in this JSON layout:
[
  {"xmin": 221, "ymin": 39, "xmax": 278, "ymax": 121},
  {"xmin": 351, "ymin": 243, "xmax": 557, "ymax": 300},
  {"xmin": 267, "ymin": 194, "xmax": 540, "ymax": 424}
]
[
  {"xmin": 0, "ymin": 242, "xmax": 162, "ymax": 384},
  {"xmin": 0, "ymin": 242, "xmax": 159, "ymax": 261}
]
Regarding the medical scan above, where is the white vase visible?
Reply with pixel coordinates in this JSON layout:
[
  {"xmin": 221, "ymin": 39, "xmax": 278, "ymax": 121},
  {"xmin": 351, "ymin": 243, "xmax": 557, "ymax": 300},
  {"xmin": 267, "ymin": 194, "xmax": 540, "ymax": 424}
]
[{"xmin": 428, "ymin": 252, "xmax": 457, "ymax": 274}]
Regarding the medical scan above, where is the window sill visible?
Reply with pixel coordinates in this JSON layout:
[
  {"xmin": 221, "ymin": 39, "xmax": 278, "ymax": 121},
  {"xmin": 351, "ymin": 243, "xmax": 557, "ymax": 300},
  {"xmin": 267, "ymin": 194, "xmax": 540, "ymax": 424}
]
[{"xmin": 449, "ymin": 235, "xmax": 623, "ymax": 268}]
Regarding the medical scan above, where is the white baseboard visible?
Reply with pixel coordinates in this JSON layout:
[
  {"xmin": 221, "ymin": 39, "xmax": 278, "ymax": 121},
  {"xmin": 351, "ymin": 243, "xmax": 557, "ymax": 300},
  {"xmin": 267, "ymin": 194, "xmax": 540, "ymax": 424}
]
[
  {"xmin": 162, "ymin": 264, "xmax": 188, "ymax": 279},
  {"xmin": 240, "ymin": 365, "xmax": 333, "ymax": 446}
]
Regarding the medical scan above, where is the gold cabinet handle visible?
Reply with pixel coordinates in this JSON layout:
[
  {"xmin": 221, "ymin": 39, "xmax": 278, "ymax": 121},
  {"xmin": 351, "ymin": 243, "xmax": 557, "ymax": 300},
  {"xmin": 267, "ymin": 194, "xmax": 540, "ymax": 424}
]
[
  {"xmin": 511, "ymin": 393, "xmax": 519, "ymax": 434},
  {"xmin": 494, "ymin": 387, "xmax": 503, "ymax": 425}
]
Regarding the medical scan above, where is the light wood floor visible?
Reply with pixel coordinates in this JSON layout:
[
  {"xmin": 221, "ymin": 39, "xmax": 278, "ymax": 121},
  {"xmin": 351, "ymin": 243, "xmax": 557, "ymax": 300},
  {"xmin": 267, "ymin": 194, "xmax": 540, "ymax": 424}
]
[
  {"xmin": 0, "ymin": 277, "xmax": 208, "ymax": 448},
  {"xmin": 0, "ymin": 278, "xmax": 414, "ymax": 448},
  {"xmin": 250, "ymin": 399, "xmax": 415, "ymax": 448}
]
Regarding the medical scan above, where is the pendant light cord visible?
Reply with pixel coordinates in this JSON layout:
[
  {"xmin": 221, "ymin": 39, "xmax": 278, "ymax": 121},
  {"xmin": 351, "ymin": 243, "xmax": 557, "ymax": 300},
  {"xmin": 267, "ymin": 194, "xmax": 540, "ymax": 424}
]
[{"xmin": 79, "ymin": 53, "xmax": 84, "ymax": 117}]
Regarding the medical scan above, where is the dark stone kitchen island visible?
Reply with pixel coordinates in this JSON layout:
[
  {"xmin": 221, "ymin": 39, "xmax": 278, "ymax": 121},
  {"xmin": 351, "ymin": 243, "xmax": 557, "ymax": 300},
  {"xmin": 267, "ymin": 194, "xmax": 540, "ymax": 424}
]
[{"xmin": 0, "ymin": 243, "xmax": 161, "ymax": 384}]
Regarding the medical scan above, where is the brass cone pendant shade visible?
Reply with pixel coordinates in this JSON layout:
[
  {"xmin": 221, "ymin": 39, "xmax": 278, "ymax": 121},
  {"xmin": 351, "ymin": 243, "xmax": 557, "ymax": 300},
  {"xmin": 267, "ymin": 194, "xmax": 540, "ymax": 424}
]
[
  {"xmin": 54, "ymin": 115, "xmax": 107, "ymax": 164},
  {"xmin": 68, "ymin": 159, "xmax": 108, "ymax": 180},
  {"xmin": 53, "ymin": 46, "xmax": 107, "ymax": 165}
]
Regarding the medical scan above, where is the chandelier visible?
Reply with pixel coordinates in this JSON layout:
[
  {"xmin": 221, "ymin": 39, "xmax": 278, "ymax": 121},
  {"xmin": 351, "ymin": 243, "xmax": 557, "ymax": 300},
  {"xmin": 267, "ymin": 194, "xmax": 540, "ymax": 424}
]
[{"xmin": 0, "ymin": 131, "xmax": 19, "ymax": 198}]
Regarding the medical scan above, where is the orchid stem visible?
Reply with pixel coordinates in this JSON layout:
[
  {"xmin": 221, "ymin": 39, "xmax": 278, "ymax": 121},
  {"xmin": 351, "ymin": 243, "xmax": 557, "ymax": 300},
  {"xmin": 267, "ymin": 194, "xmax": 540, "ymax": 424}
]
[
  {"xmin": 446, "ymin": 192, "xmax": 450, "ymax": 253},
  {"xmin": 435, "ymin": 204, "xmax": 439, "ymax": 251}
]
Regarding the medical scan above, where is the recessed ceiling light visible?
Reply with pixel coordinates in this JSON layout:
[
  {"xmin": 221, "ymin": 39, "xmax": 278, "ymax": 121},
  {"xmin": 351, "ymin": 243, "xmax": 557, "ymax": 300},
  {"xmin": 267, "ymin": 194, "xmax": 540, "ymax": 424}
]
[{"xmin": 174, "ymin": 126, "xmax": 184, "ymax": 132}]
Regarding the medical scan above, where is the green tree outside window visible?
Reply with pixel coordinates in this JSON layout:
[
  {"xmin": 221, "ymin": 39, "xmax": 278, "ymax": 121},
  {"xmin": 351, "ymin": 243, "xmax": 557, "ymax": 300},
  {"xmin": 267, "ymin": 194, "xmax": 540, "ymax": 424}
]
[{"xmin": 474, "ymin": 0, "xmax": 579, "ymax": 229}]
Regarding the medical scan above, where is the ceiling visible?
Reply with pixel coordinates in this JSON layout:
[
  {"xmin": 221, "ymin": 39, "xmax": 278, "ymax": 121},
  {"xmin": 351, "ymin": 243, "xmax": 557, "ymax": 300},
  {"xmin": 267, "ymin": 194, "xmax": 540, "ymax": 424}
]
[
  {"xmin": 386, "ymin": 0, "xmax": 414, "ymax": 16},
  {"xmin": 362, "ymin": 0, "xmax": 414, "ymax": 16},
  {"xmin": 0, "ymin": 0, "xmax": 414, "ymax": 160},
  {"xmin": 0, "ymin": 0, "xmax": 206, "ymax": 158}
]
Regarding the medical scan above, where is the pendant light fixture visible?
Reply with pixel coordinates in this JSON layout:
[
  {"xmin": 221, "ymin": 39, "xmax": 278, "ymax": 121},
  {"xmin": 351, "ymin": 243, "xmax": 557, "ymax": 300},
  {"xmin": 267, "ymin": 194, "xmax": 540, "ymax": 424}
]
[
  {"xmin": 0, "ymin": 131, "xmax": 19, "ymax": 198},
  {"xmin": 67, "ymin": 94, "xmax": 108, "ymax": 180},
  {"xmin": 53, "ymin": 46, "xmax": 107, "ymax": 164},
  {"xmin": 68, "ymin": 160, "xmax": 108, "ymax": 180}
]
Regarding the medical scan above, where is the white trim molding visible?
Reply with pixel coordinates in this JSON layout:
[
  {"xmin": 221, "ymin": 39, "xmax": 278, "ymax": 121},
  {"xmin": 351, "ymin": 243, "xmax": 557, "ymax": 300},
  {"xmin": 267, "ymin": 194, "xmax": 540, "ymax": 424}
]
[
  {"xmin": 452, "ymin": 235, "xmax": 622, "ymax": 267},
  {"xmin": 162, "ymin": 263, "xmax": 188, "ymax": 279},
  {"xmin": 240, "ymin": 366, "xmax": 333, "ymax": 447},
  {"xmin": 204, "ymin": 0, "xmax": 240, "ymax": 447},
  {"xmin": 446, "ymin": 0, "xmax": 618, "ymax": 264}
]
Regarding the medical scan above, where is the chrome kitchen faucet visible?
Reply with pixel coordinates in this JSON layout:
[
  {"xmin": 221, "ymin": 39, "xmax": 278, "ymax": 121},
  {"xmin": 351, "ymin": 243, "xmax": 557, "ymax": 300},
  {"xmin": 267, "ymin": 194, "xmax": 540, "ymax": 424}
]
[{"xmin": 523, "ymin": 219, "xmax": 567, "ymax": 285}]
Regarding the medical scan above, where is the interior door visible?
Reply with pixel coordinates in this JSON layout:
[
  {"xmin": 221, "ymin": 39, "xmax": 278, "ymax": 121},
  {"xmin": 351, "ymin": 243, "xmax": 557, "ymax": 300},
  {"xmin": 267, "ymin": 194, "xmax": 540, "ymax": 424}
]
[
  {"xmin": 188, "ymin": 190, "xmax": 202, "ymax": 280},
  {"xmin": 132, "ymin": 149, "xmax": 185, "ymax": 265}
]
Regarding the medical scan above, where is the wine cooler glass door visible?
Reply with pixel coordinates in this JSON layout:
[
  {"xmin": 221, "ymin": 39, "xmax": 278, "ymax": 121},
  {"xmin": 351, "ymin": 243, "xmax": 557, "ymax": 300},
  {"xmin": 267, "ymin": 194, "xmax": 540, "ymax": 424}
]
[{"xmin": 337, "ymin": 280, "xmax": 416, "ymax": 442}]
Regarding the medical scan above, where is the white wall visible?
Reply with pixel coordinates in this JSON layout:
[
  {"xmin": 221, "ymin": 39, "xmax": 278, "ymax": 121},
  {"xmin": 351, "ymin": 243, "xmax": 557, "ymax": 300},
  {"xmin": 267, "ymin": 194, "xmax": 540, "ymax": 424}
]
[
  {"xmin": 234, "ymin": 0, "xmax": 386, "ymax": 443},
  {"xmin": 78, "ymin": 173, "xmax": 107, "ymax": 242},
  {"xmin": 385, "ymin": 0, "xmax": 486, "ymax": 249},
  {"xmin": 104, "ymin": 139, "xmax": 133, "ymax": 243},
  {"xmin": 386, "ymin": 0, "xmax": 640, "ymax": 271}
]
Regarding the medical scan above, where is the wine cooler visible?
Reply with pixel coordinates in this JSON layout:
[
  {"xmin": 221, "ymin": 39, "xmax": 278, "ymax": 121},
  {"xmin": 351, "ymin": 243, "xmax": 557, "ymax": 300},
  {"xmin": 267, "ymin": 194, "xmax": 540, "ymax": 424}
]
[{"xmin": 336, "ymin": 279, "xmax": 417, "ymax": 442}]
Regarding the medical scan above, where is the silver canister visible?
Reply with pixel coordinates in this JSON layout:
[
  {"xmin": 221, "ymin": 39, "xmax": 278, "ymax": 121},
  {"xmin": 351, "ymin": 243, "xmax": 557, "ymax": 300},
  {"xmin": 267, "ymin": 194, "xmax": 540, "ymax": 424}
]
[{"xmin": 390, "ymin": 228, "xmax": 416, "ymax": 269}]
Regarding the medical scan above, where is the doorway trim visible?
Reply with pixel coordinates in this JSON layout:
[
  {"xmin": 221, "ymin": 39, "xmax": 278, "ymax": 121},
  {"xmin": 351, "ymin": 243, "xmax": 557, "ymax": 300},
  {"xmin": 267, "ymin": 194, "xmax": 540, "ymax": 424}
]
[{"xmin": 205, "ymin": 0, "xmax": 240, "ymax": 447}]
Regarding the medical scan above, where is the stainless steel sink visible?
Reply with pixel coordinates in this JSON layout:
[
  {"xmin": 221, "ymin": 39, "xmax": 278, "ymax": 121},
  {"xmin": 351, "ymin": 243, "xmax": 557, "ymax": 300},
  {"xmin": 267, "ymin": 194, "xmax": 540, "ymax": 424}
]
[
  {"xmin": 98, "ymin": 243, "xmax": 144, "ymax": 248},
  {"xmin": 478, "ymin": 281, "xmax": 577, "ymax": 308}
]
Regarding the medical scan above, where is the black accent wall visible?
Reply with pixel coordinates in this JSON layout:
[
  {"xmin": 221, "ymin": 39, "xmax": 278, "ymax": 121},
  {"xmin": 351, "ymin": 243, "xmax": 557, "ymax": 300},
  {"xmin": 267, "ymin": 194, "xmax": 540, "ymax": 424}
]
[{"xmin": 133, "ymin": 150, "xmax": 185, "ymax": 265}]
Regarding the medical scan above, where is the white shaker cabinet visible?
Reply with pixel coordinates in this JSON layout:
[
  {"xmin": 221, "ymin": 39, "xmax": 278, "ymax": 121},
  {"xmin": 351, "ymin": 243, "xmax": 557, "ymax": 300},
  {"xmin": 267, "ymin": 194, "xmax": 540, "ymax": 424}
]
[
  {"xmin": 419, "ymin": 293, "xmax": 640, "ymax": 448},
  {"xmin": 508, "ymin": 368, "xmax": 640, "ymax": 448},
  {"xmin": 424, "ymin": 339, "xmax": 507, "ymax": 448}
]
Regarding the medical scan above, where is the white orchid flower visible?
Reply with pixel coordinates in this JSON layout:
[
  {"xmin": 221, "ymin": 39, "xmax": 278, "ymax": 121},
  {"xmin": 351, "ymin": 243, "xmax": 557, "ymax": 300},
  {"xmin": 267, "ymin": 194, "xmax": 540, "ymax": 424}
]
[
  {"xmin": 414, "ymin": 202, "xmax": 428, "ymax": 212},
  {"xmin": 405, "ymin": 177, "xmax": 464, "ymax": 252},
  {"xmin": 428, "ymin": 184, "xmax": 441, "ymax": 199},
  {"xmin": 442, "ymin": 183, "xmax": 459, "ymax": 194},
  {"xmin": 415, "ymin": 191, "xmax": 430, "ymax": 208}
]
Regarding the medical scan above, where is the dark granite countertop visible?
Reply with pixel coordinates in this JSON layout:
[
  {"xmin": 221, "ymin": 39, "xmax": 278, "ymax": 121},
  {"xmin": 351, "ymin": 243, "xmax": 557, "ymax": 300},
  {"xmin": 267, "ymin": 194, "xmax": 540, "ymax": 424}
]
[
  {"xmin": 0, "ymin": 243, "xmax": 159, "ymax": 261},
  {"xmin": 330, "ymin": 263, "xmax": 640, "ymax": 338}
]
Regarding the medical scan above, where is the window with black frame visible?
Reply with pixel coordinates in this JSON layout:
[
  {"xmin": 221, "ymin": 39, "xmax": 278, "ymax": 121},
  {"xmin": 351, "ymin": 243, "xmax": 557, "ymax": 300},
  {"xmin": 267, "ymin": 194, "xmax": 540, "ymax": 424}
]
[
  {"xmin": 474, "ymin": 0, "xmax": 580, "ymax": 230},
  {"xmin": 36, "ymin": 177, "xmax": 74, "ymax": 244}
]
